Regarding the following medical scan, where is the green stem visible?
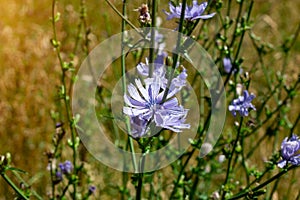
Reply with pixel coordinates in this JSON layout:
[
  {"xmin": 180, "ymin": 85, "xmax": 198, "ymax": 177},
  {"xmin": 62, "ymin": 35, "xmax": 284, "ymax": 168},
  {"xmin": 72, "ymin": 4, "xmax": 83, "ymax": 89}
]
[
  {"xmin": 222, "ymin": 117, "xmax": 244, "ymax": 199},
  {"xmin": 161, "ymin": 3, "xmax": 189, "ymax": 196},
  {"xmin": 50, "ymin": 160, "xmax": 55, "ymax": 199},
  {"xmin": 240, "ymin": 129, "xmax": 249, "ymax": 185},
  {"xmin": 229, "ymin": 165, "xmax": 297, "ymax": 200},
  {"xmin": 80, "ymin": 0, "xmax": 97, "ymax": 87},
  {"xmin": 59, "ymin": 181, "xmax": 71, "ymax": 199},
  {"xmin": 226, "ymin": 0, "xmax": 232, "ymax": 17},
  {"xmin": 189, "ymin": 159, "xmax": 206, "ymax": 199},
  {"xmin": 253, "ymin": 79, "xmax": 281, "ymax": 118},
  {"xmin": 149, "ymin": 178, "xmax": 155, "ymax": 200},
  {"xmin": 229, "ymin": 0, "xmax": 244, "ymax": 47},
  {"xmin": 1, "ymin": 173, "xmax": 29, "ymax": 200},
  {"xmin": 121, "ymin": 0, "xmax": 138, "ymax": 172},
  {"xmin": 169, "ymin": 112, "xmax": 211, "ymax": 199},
  {"xmin": 249, "ymin": 31, "xmax": 280, "ymax": 106},
  {"xmin": 10, "ymin": 170, "xmax": 42, "ymax": 200},
  {"xmin": 233, "ymin": 0, "xmax": 253, "ymax": 61},
  {"xmin": 136, "ymin": 153, "xmax": 146, "ymax": 200},
  {"xmin": 224, "ymin": 0, "xmax": 253, "ymax": 87},
  {"xmin": 162, "ymin": 0, "xmax": 187, "ymax": 102},
  {"xmin": 290, "ymin": 113, "xmax": 300, "ymax": 136},
  {"xmin": 51, "ymin": 1, "xmax": 78, "ymax": 198},
  {"xmin": 148, "ymin": 0, "xmax": 157, "ymax": 77},
  {"xmin": 247, "ymin": 168, "xmax": 271, "ymax": 189},
  {"xmin": 246, "ymin": 78, "xmax": 299, "ymax": 137},
  {"xmin": 246, "ymin": 133, "xmax": 267, "ymax": 159},
  {"xmin": 104, "ymin": 0, "xmax": 144, "ymax": 37},
  {"xmin": 269, "ymin": 177, "xmax": 280, "ymax": 199}
]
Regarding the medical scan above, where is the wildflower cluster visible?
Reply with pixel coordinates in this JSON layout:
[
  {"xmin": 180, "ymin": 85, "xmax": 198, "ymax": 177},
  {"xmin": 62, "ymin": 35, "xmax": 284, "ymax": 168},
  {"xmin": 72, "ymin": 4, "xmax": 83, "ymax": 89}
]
[
  {"xmin": 123, "ymin": 57, "xmax": 190, "ymax": 138},
  {"xmin": 228, "ymin": 90, "xmax": 256, "ymax": 117},
  {"xmin": 55, "ymin": 160, "xmax": 73, "ymax": 181},
  {"xmin": 121, "ymin": 1, "xmax": 216, "ymax": 138}
]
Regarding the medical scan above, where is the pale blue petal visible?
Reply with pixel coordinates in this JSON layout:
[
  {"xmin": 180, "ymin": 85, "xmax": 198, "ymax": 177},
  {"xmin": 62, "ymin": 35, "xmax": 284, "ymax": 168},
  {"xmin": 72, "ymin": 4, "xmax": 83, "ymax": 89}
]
[
  {"xmin": 137, "ymin": 62, "xmax": 149, "ymax": 76},
  {"xmin": 135, "ymin": 79, "xmax": 150, "ymax": 101},
  {"xmin": 277, "ymin": 160, "xmax": 287, "ymax": 168},
  {"xmin": 124, "ymin": 94, "xmax": 146, "ymax": 108},
  {"xmin": 123, "ymin": 107, "xmax": 148, "ymax": 117}
]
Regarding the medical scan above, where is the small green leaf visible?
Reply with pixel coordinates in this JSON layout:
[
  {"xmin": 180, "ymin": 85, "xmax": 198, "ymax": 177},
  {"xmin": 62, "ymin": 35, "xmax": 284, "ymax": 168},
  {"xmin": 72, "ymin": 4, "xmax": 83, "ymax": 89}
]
[
  {"xmin": 7, "ymin": 167, "xmax": 27, "ymax": 174},
  {"xmin": 67, "ymin": 138, "xmax": 73, "ymax": 147},
  {"xmin": 50, "ymin": 39, "xmax": 60, "ymax": 47},
  {"xmin": 74, "ymin": 137, "xmax": 80, "ymax": 149},
  {"xmin": 74, "ymin": 114, "xmax": 80, "ymax": 124},
  {"xmin": 54, "ymin": 12, "xmax": 60, "ymax": 22},
  {"xmin": 235, "ymin": 143, "xmax": 242, "ymax": 153}
]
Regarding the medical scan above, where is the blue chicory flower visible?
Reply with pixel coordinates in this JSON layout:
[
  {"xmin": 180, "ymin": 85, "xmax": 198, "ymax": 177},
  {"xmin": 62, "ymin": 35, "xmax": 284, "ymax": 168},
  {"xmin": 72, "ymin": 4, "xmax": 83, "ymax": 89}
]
[
  {"xmin": 223, "ymin": 57, "xmax": 243, "ymax": 74},
  {"xmin": 59, "ymin": 160, "xmax": 73, "ymax": 174},
  {"xmin": 55, "ymin": 122, "xmax": 63, "ymax": 128},
  {"xmin": 123, "ymin": 57, "xmax": 190, "ymax": 138},
  {"xmin": 164, "ymin": 1, "xmax": 215, "ymax": 21},
  {"xmin": 278, "ymin": 134, "xmax": 300, "ymax": 168},
  {"xmin": 55, "ymin": 171, "xmax": 63, "ymax": 181},
  {"xmin": 223, "ymin": 57, "xmax": 232, "ymax": 73},
  {"xmin": 137, "ymin": 31, "xmax": 167, "ymax": 79},
  {"xmin": 136, "ymin": 56, "xmax": 167, "ymax": 80},
  {"xmin": 154, "ymin": 107, "xmax": 190, "ymax": 132},
  {"xmin": 88, "ymin": 185, "xmax": 96, "ymax": 194},
  {"xmin": 228, "ymin": 90, "xmax": 256, "ymax": 117},
  {"xmin": 146, "ymin": 30, "xmax": 164, "ymax": 46}
]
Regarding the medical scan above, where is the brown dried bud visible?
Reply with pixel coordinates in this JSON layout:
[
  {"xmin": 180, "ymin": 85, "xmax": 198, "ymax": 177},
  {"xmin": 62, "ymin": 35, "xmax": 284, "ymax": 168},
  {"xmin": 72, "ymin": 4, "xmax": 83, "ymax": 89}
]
[{"xmin": 135, "ymin": 4, "xmax": 151, "ymax": 24}]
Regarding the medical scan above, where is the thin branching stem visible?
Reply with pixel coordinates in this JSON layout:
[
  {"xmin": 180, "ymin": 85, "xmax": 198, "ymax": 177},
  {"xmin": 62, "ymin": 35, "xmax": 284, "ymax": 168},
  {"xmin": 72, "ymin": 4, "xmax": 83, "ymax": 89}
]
[
  {"xmin": 51, "ymin": 0, "xmax": 78, "ymax": 198},
  {"xmin": 148, "ymin": 0, "xmax": 157, "ymax": 77},
  {"xmin": 162, "ymin": 0, "xmax": 187, "ymax": 102},
  {"xmin": 104, "ymin": 0, "xmax": 144, "ymax": 37},
  {"xmin": 229, "ymin": 165, "xmax": 297, "ymax": 200},
  {"xmin": 121, "ymin": 0, "xmax": 138, "ymax": 173},
  {"xmin": 221, "ymin": 117, "xmax": 244, "ymax": 199},
  {"xmin": 1, "ymin": 173, "xmax": 29, "ymax": 200}
]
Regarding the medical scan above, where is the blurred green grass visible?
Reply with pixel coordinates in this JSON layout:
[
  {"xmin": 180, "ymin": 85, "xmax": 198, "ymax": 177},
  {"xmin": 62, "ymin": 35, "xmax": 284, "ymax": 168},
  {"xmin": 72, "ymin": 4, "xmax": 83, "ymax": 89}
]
[{"xmin": 0, "ymin": 0, "xmax": 299, "ymax": 199}]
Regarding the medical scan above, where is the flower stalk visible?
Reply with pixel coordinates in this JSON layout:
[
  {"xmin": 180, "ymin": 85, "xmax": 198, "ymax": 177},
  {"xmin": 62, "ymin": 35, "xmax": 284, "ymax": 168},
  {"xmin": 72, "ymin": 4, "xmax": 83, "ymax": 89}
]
[
  {"xmin": 229, "ymin": 165, "xmax": 296, "ymax": 200},
  {"xmin": 51, "ymin": 0, "xmax": 79, "ymax": 198},
  {"xmin": 121, "ymin": 0, "xmax": 138, "ymax": 172},
  {"xmin": 1, "ymin": 173, "xmax": 29, "ymax": 200},
  {"xmin": 148, "ymin": 0, "xmax": 157, "ymax": 77}
]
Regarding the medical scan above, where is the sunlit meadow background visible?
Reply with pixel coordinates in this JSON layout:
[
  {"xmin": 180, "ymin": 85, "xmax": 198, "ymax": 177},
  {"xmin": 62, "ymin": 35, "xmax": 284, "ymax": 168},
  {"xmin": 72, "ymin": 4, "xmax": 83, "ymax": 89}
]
[{"xmin": 0, "ymin": 0, "xmax": 299, "ymax": 199}]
